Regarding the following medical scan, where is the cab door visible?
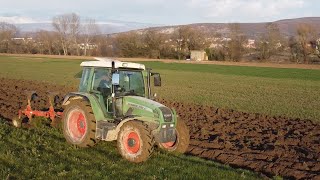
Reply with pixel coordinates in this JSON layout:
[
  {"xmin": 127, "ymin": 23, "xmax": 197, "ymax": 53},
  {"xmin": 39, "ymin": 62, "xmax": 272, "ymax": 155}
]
[{"xmin": 90, "ymin": 68, "xmax": 113, "ymax": 118}]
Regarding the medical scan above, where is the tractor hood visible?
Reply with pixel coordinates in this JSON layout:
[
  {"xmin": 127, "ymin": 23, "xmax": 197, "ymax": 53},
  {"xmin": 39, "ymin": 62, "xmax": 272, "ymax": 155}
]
[{"xmin": 119, "ymin": 96, "xmax": 174, "ymax": 123}]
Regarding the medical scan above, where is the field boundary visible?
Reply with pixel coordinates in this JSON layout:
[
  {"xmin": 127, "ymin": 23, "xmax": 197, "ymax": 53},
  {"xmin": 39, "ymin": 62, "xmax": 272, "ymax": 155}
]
[{"xmin": 1, "ymin": 53, "xmax": 319, "ymax": 70}]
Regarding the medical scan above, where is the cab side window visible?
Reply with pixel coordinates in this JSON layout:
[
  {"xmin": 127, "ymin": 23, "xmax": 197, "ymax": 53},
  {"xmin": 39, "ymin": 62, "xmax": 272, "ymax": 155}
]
[
  {"xmin": 79, "ymin": 67, "xmax": 91, "ymax": 92},
  {"xmin": 92, "ymin": 68, "xmax": 112, "ymax": 92}
]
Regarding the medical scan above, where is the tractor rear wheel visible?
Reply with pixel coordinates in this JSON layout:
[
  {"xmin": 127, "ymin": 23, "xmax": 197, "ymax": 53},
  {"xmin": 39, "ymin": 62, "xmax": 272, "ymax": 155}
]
[
  {"xmin": 62, "ymin": 99, "xmax": 97, "ymax": 147},
  {"xmin": 117, "ymin": 121, "xmax": 155, "ymax": 163},
  {"xmin": 158, "ymin": 120, "xmax": 190, "ymax": 154}
]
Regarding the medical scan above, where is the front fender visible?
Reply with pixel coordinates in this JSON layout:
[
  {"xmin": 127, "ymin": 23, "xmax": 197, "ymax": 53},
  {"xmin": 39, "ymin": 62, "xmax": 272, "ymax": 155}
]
[{"xmin": 104, "ymin": 118, "xmax": 159, "ymax": 141}]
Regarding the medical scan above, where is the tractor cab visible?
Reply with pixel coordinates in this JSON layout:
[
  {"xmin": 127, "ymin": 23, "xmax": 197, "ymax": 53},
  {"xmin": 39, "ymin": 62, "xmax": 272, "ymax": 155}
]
[{"xmin": 78, "ymin": 58, "xmax": 161, "ymax": 120}]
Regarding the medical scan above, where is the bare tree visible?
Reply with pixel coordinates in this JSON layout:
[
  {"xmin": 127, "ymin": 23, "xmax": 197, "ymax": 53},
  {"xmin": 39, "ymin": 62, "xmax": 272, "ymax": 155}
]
[
  {"xmin": 296, "ymin": 23, "xmax": 316, "ymax": 64},
  {"xmin": 288, "ymin": 36, "xmax": 301, "ymax": 63},
  {"xmin": 95, "ymin": 35, "xmax": 111, "ymax": 57},
  {"xmin": 0, "ymin": 22, "xmax": 18, "ymax": 53},
  {"xmin": 115, "ymin": 32, "xmax": 145, "ymax": 57},
  {"xmin": 81, "ymin": 18, "xmax": 100, "ymax": 56},
  {"xmin": 227, "ymin": 23, "xmax": 246, "ymax": 61},
  {"xmin": 172, "ymin": 27, "xmax": 187, "ymax": 60},
  {"xmin": 317, "ymin": 39, "xmax": 320, "ymax": 58},
  {"xmin": 144, "ymin": 29, "xmax": 163, "ymax": 58},
  {"xmin": 23, "ymin": 33, "xmax": 36, "ymax": 54},
  {"xmin": 69, "ymin": 14, "xmax": 81, "ymax": 56},
  {"xmin": 257, "ymin": 23, "xmax": 283, "ymax": 60},
  {"xmin": 36, "ymin": 30, "xmax": 60, "ymax": 55},
  {"xmin": 52, "ymin": 13, "xmax": 81, "ymax": 56},
  {"xmin": 172, "ymin": 26, "xmax": 206, "ymax": 60},
  {"xmin": 188, "ymin": 30, "xmax": 207, "ymax": 51}
]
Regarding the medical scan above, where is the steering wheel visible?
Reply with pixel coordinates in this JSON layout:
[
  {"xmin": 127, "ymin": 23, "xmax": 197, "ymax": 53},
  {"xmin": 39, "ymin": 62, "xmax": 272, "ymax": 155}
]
[
  {"xmin": 97, "ymin": 87, "xmax": 111, "ymax": 97},
  {"xmin": 123, "ymin": 90, "xmax": 137, "ymax": 96},
  {"xmin": 115, "ymin": 86, "xmax": 125, "ymax": 92},
  {"xmin": 116, "ymin": 89, "xmax": 137, "ymax": 96}
]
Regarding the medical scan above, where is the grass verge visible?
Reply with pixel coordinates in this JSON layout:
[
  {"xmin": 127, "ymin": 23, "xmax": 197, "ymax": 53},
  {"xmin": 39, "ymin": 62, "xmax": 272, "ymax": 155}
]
[{"xmin": 0, "ymin": 119, "xmax": 259, "ymax": 179}]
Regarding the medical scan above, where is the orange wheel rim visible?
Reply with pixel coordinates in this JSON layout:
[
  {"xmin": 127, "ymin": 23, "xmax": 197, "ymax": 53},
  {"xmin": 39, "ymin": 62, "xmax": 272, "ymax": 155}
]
[
  {"xmin": 68, "ymin": 109, "xmax": 87, "ymax": 142},
  {"xmin": 123, "ymin": 131, "xmax": 140, "ymax": 154},
  {"xmin": 161, "ymin": 141, "xmax": 176, "ymax": 148}
]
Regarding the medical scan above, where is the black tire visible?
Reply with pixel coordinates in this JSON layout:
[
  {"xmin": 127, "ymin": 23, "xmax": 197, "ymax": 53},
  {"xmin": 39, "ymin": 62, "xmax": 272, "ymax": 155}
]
[
  {"xmin": 117, "ymin": 121, "xmax": 155, "ymax": 163},
  {"xmin": 62, "ymin": 99, "xmax": 98, "ymax": 147},
  {"xmin": 158, "ymin": 119, "xmax": 190, "ymax": 154}
]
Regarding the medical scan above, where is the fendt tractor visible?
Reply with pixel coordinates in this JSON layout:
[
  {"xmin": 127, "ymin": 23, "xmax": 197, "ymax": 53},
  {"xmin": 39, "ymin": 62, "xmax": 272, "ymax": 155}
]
[{"xmin": 13, "ymin": 57, "xmax": 190, "ymax": 163}]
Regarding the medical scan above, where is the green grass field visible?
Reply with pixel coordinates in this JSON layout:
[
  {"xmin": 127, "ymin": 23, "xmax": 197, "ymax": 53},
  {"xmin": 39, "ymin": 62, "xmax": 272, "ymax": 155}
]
[
  {"xmin": 147, "ymin": 63, "xmax": 320, "ymax": 121},
  {"xmin": 0, "ymin": 55, "xmax": 319, "ymax": 120},
  {"xmin": 0, "ymin": 119, "xmax": 259, "ymax": 179}
]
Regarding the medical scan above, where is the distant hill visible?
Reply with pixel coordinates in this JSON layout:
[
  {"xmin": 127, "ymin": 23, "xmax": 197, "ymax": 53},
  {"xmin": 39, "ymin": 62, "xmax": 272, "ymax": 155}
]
[
  {"xmin": 13, "ymin": 17, "xmax": 320, "ymax": 38},
  {"xmin": 16, "ymin": 20, "xmax": 161, "ymax": 35},
  {"xmin": 134, "ymin": 17, "xmax": 320, "ymax": 39}
]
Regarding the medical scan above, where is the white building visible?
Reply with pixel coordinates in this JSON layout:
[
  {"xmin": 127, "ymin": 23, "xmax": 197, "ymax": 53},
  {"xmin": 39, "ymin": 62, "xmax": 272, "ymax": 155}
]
[
  {"xmin": 244, "ymin": 39, "xmax": 256, "ymax": 49},
  {"xmin": 190, "ymin": 50, "xmax": 208, "ymax": 61},
  {"xmin": 78, "ymin": 43, "xmax": 98, "ymax": 50}
]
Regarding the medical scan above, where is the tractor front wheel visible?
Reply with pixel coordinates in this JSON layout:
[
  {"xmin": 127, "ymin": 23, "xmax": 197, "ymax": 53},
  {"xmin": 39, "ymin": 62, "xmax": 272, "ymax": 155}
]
[
  {"xmin": 62, "ymin": 99, "xmax": 97, "ymax": 147},
  {"xmin": 117, "ymin": 121, "xmax": 155, "ymax": 163},
  {"xmin": 158, "ymin": 120, "xmax": 190, "ymax": 154}
]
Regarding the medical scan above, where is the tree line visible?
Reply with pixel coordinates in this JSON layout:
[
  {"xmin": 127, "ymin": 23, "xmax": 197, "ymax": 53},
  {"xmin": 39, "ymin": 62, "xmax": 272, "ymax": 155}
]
[{"xmin": 0, "ymin": 13, "xmax": 319, "ymax": 63}]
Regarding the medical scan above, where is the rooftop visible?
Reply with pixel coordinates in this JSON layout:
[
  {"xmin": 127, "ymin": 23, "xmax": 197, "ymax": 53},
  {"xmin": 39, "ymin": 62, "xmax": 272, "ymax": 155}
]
[{"xmin": 80, "ymin": 57, "xmax": 146, "ymax": 70}]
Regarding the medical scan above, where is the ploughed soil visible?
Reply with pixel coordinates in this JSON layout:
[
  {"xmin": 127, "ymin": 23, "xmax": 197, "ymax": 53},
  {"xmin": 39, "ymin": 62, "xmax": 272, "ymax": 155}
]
[
  {"xmin": 0, "ymin": 78, "xmax": 75, "ymax": 121},
  {"xmin": 0, "ymin": 77, "xmax": 319, "ymax": 179}
]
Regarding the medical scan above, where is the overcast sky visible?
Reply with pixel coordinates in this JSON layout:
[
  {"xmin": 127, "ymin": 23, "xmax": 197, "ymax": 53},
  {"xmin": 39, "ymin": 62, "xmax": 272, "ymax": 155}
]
[{"xmin": 0, "ymin": 0, "xmax": 319, "ymax": 24}]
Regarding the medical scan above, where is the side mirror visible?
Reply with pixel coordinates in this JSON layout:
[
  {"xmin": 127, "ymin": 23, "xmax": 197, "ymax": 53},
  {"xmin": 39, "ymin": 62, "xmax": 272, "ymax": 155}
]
[
  {"xmin": 154, "ymin": 74, "xmax": 161, "ymax": 87},
  {"xmin": 112, "ymin": 73, "xmax": 120, "ymax": 85}
]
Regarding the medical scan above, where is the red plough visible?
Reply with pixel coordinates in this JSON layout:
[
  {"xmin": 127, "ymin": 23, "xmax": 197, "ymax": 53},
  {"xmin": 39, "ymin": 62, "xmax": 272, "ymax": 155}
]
[{"xmin": 13, "ymin": 91, "xmax": 63, "ymax": 127}]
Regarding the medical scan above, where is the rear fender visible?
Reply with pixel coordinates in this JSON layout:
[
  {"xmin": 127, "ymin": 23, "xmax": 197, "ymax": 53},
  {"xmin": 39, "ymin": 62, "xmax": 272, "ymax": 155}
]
[
  {"xmin": 62, "ymin": 92, "xmax": 88, "ymax": 106},
  {"xmin": 62, "ymin": 92, "xmax": 105, "ymax": 121}
]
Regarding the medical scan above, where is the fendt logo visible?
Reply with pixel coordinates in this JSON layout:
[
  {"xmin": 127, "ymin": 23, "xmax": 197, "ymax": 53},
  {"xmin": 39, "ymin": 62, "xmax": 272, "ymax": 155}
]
[{"xmin": 127, "ymin": 102, "xmax": 153, "ymax": 112}]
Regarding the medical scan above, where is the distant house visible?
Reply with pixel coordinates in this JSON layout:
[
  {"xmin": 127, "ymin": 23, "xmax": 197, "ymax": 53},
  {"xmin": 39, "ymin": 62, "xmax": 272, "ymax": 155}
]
[
  {"xmin": 11, "ymin": 37, "xmax": 33, "ymax": 42},
  {"xmin": 190, "ymin": 50, "xmax": 208, "ymax": 61},
  {"xmin": 244, "ymin": 39, "xmax": 256, "ymax": 49},
  {"xmin": 209, "ymin": 43, "xmax": 223, "ymax": 48},
  {"xmin": 316, "ymin": 38, "xmax": 320, "ymax": 53},
  {"xmin": 78, "ymin": 43, "xmax": 98, "ymax": 50}
]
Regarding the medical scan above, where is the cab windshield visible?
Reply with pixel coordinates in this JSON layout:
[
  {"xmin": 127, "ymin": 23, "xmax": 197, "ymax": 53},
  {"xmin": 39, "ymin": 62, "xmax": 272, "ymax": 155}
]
[{"xmin": 116, "ymin": 70, "xmax": 145, "ymax": 97}]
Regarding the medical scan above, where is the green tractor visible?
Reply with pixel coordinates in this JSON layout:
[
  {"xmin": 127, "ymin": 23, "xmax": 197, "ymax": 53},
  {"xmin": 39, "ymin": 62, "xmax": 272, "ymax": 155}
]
[{"xmin": 62, "ymin": 57, "xmax": 190, "ymax": 163}]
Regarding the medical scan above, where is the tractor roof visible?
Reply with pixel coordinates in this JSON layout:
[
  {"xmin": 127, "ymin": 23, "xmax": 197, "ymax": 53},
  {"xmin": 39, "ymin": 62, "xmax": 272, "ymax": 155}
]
[{"xmin": 80, "ymin": 57, "xmax": 145, "ymax": 70}]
